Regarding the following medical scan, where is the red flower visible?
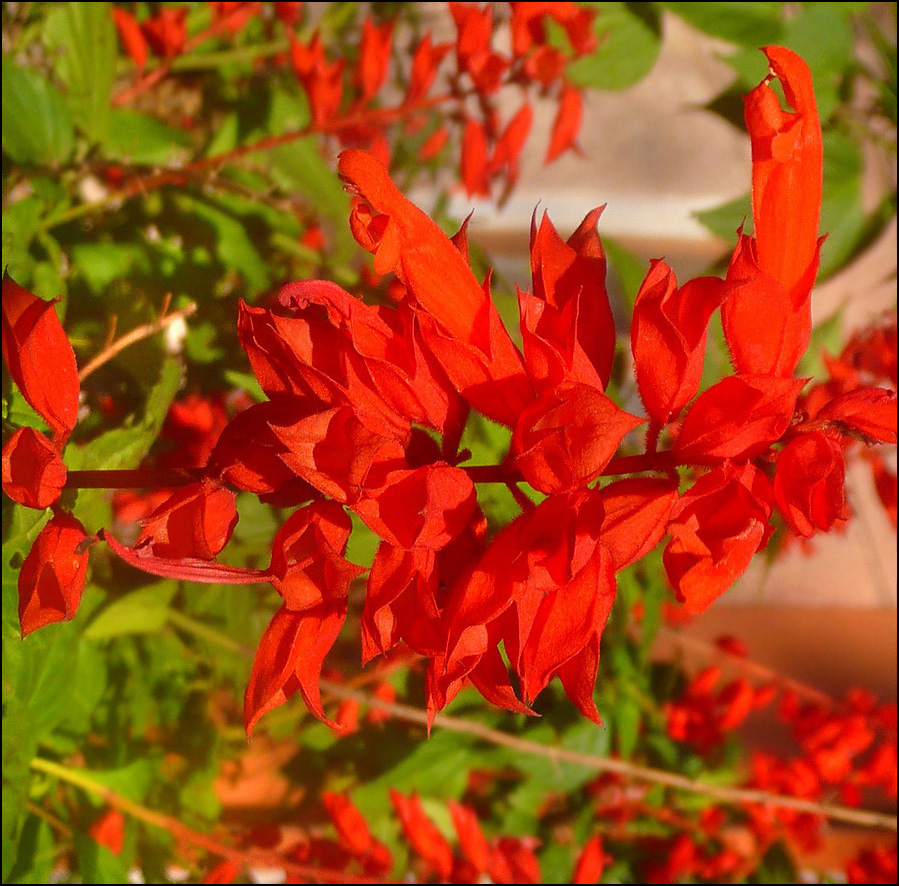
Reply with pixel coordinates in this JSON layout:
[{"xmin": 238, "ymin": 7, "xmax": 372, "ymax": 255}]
[
  {"xmin": 460, "ymin": 117, "xmax": 490, "ymax": 197},
  {"xmin": 675, "ymin": 375, "xmax": 806, "ymax": 463},
  {"xmin": 774, "ymin": 431, "xmax": 848, "ymax": 537},
  {"xmin": 18, "ymin": 512, "xmax": 90, "ymax": 638},
  {"xmin": 338, "ymin": 149, "xmax": 533, "ymax": 426},
  {"xmin": 546, "ymin": 84, "xmax": 582, "ymax": 163},
  {"xmin": 141, "ymin": 7, "xmax": 189, "ymax": 58},
  {"xmin": 323, "ymin": 792, "xmax": 374, "ymax": 855},
  {"xmin": 355, "ymin": 18, "xmax": 394, "ymax": 104},
  {"xmin": 290, "ymin": 32, "xmax": 345, "ymax": 126},
  {"xmin": 442, "ymin": 490, "xmax": 615, "ymax": 721},
  {"xmin": 112, "ymin": 7, "xmax": 148, "ymax": 70},
  {"xmin": 2, "ymin": 427, "xmax": 67, "ymax": 510},
  {"xmin": 521, "ymin": 208, "xmax": 615, "ymax": 391},
  {"xmin": 510, "ymin": 2, "xmax": 597, "ymax": 57},
  {"xmin": 390, "ymin": 790, "xmax": 454, "ymax": 880},
  {"xmin": 631, "ymin": 261, "xmax": 729, "ymax": 426},
  {"xmin": 1, "ymin": 274, "xmax": 79, "ymax": 444},
  {"xmin": 244, "ymin": 602, "xmax": 346, "ymax": 733},
  {"xmin": 664, "ymin": 462, "xmax": 774, "ymax": 613},
  {"xmin": 405, "ymin": 34, "xmax": 451, "ymax": 105},
  {"xmin": 136, "ymin": 480, "xmax": 238, "ymax": 560},
  {"xmin": 88, "ymin": 808, "xmax": 125, "ymax": 856},
  {"xmin": 266, "ymin": 501, "xmax": 363, "ymax": 611},
  {"xmin": 722, "ymin": 47, "xmax": 823, "ymax": 377},
  {"xmin": 572, "ymin": 834, "xmax": 606, "ymax": 884},
  {"xmin": 449, "ymin": 801, "xmax": 491, "ymax": 873}
]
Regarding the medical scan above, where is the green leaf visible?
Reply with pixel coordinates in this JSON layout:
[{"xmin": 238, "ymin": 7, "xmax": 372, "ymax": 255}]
[
  {"xmin": 84, "ymin": 582, "xmax": 178, "ymax": 641},
  {"xmin": 70, "ymin": 242, "xmax": 150, "ymax": 295},
  {"xmin": 818, "ymin": 130, "xmax": 865, "ymax": 279},
  {"xmin": 72, "ymin": 357, "xmax": 182, "ymax": 528},
  {"xmin": 2, "ymin": 196, "xmax": 46, "ymax": 280},
  {"xmin": 1, "ymin": 61, "xmax": 75, "ymax": 166},
  {"xmin": 694, "ymin": 192, "xmax": 751, "ymax": 242},
  {"xmin": 4, "ymin": 815, "xmax": 55, "ymax": 885},
  {"xmin": 658, "ymin": 2, "xmax": 783, "ymax": 46},
  {"xmin": 75, "ymin": 833, "xmax": 131, "ymax": 885},
  {"xmin": 567, "ymin": 3, "xmax": 661, "ymax": 91},
  {"xmin": 614, "ymin": 695, "xmax": 642, "ymax": 758},
  {"xmin": 81, "ymin": 760, "xmax": 156, "ymax": 805},
  {"xmin": 103, "ymin": 109, "xmax": 193, "ymax": 166},
  {"xmin": 173, "ymin": 194, "xmax": 270, "ymax": 294},
  {"xmin": 44, "ymin": 2, "xmax": 117, "ymax": 143}
]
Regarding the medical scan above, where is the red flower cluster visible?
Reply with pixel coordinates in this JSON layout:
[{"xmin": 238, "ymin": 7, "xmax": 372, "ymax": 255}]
[{"xmin": 3, "ymin": 47, "xmax": 896, "ymax": 735}]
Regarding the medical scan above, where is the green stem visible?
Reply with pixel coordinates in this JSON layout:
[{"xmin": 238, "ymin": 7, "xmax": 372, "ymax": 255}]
[
  {"xmin": 166, "ymin": 608, "xmax": 253, "ymax": 657},
  {"xmin": 169, "ymin": 38, "xmax": 290, "ymax": 70}
]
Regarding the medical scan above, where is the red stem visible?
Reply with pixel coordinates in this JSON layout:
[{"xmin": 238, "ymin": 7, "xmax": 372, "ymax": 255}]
[{"xmin": 64, "ymin": 451, "xmax": 691, "ymax": 491}]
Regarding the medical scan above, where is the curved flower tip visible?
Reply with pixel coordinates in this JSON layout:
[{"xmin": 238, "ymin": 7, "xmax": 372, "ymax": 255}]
[{"xmin": 744, "ymin": 45, "xmax": 822, "ymax": 296}]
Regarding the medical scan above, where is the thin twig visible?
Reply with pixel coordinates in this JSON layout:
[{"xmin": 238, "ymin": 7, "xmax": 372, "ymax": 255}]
[
  {"xmin": 29, "ymin": 758, "xmax": 395, "ymax": 885},
  {"xmin": 78, "ymin": 302, "xmax": 197, "ymax": 383},
  {"xmin": 658, "ymin": 628, "xmax": 836, "ymax": 708},
  {"xmin": 319, "ymin": 681, "xmax": 898, "ymax": 832}
]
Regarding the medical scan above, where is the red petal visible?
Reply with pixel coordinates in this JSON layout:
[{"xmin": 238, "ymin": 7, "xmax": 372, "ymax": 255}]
[
  {"xmin": 356, "ymin": 18, "xmax": 394, "ymax": 102},
  {"xmin": 2, "ymin": 275, "xmax": 79, "ymax": 442},
  {"xmin": 818, "ymin": 386, "xmax": 897, "ymax": 443},
  {"xmin": 88, "ymin": 809, "xmax": 125, "ymax": 857},
  {"xmin": 676, "ymin": 375, "xmax": 806, "ymax": 462},
  {"xmin": 599, "ymin": 477, "xmax": 679, "ymax": 569},
  {"xmin": 101, "ymin": 529, "xmax": 269, "ymax": 585},
  {"xmin": 112, "ymin": 7, "xmax": 148, "ymax": 69},
  {"xmin": 389, "ymin": 790, "xmax": 454, "ymax": 880},
  {"xmin": 137, "ymin": 481, "xmax": 238, "ymax": 560},
  {"xmin": 323, "ymin": 792, "xmax": 373, "ymax": 855},
  {"xmin": 449, "ymin": 801, "xmax": 490, "ymax": 873},
  {"xmin": 774, "ymin": 431, "xmax": 848, "ymax": 537},
  {"xmin": 461, "ymin": 117, "xmax": 490, "ymax": 197},
  {"xmin": 18, "ymin": 512, "xmax": 90, "ymax": 637},
  {"xmin": 268, "ymin": 501, "xmax": 363, "ymax": 610},
  {"xmin": 631, "ymin": 262, "xmax": 728, "ymax": 425},
  {"xmin": 545, "ymin": 84, "xmax": 582, "ymax": 163},
  {"xmin": 244, "ymin": 603, "xmax": 346, "ymax": 733},
  {"xmin": 2, "ymin": 426, "xmax": 67, "ymax": 510},
  {"xmin": 572, "ymin": 834, "xmax": 605, "ymax": 884},
  {"xmin": 512, "ymin": 381, "xmax": 644, "ymax": 494}
]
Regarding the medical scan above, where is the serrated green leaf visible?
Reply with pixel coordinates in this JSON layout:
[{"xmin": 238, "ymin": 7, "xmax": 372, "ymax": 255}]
[
  {"xmin": 567, "ymin": 3, "xmax": 661, "ymax": 91},
  {"xmin": 1, "ymin": 61, "xmax": 75, "ymax": 166},
  {"xmin": 84, "ymin": 581, "xmax": 178, "ymax": 641},
  {"xmin": 70, "ymin": 242, "xmax": 151, "ymax": 295},
  {"xmin": 44, "ymin": 2, "xmax": 117, "ymax": 143}
]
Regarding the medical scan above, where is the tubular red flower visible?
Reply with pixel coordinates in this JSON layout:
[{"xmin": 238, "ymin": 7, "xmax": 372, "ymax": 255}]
[
  {"xmin": 546, "ymin": 84, "xmax": 582, "ymax": 163},
  {"xmin": 18, "ymin": 512, "xmax": 90, "ymax": 638},
  {"xmin": 136, "ymin": 480, "xmax": 238, "ymax": 560},
  {"xmin": 675, "ymin": 375, "xmax": 807, "ymax": 463},
  {"xmin": 774, "ymin": 431, "xmax": 848, "ymax": 537},
  {"xmin": 338, "ymin": 149, "xmax": 533, "ymax": 426},
  {"xmin": 389, "ymin": 790, "xmax": 454, "ymax": 880},
  {"xmin": 267, "ymin": 501, "xmax": 363, "ymax": 611},
  {"xmin": 664, "ymin": 462, "xmax": 774, "ymax": 613},
  {"xmin": 522, "ymin": 207, "xmax": 615, "ymax": 391},
  {"xmin": 722, "ymin": 47, "xmax": 824, "ymax": 377},
  {"xmin": 631, "ymin": 261, "xmax": 728, "ymax": 426},
  {"xmin": 112, "ymin": 7, "xmax": 148, "ymax": 70},
  {"xmin": 2, "ymin": 274, "xmax": 80, "ymax": 443},
  {"xmin": 2, "ymin": 427, "xmax": 67, "ymax": 510}
]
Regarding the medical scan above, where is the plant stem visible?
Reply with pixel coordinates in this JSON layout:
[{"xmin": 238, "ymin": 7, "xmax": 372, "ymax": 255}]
[
  {"xmin": 29, "ymin": 757, "xmax": 394, "ymax": 884},
  {"xmin": 319, "ymin": 681, "xmax": 899, "ymax": 832},
  {"xmin": 78, "ymin": 303, "xmax": 197, "ymax": 383},
  {"xmin": 166, "ymin": 609, "xmax": 253, "ymax": 656}
]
